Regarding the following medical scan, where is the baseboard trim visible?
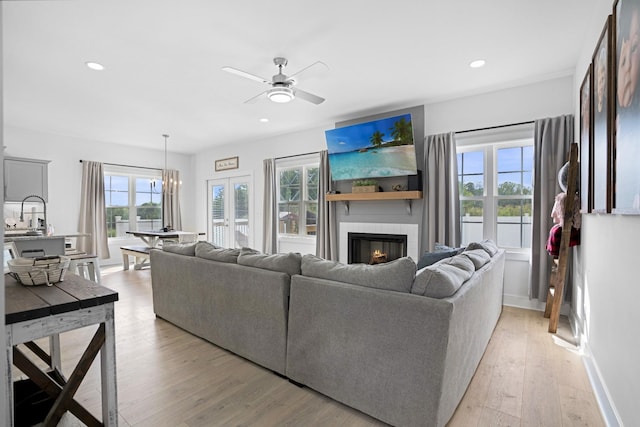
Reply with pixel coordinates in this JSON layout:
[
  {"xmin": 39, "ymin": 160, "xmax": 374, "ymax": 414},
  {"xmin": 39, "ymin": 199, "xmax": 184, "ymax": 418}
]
[
  {"xmin": 503, "ymin": 294, "xmax": 570, "ymax": 316},
  {"xmin": 581, "ymin": 344, "xmax": 623, "ymax": 427}
]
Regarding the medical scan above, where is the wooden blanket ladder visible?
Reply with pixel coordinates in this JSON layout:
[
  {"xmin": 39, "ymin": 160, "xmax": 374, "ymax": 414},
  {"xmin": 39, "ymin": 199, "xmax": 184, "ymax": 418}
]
[{"xmin": 544, "ymin": 143, "xmax": 579, "ymax": 333}]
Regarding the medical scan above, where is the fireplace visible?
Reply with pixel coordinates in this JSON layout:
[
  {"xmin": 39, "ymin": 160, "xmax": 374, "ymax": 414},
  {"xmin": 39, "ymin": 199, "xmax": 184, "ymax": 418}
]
[
  {"xmin": 348, "ymin": 232, "xmax": 408, "ymax": 264},
  {"xmin": 339, "ymin": 223, "xmax": 419, "ymax": 264}
]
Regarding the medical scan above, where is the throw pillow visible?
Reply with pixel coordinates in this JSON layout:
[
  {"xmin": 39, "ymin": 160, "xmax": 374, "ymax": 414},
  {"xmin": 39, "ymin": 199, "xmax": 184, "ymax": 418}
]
[
  {"xmin": 301, "ymin": 255, "xmax": 416, "ymax": 293},
  {"xmin": 466, "ymin": 239, "xmax": 499, "ymax": 257},
  {"xmin": 162, "ymin": 241, "xmax": 197, "ymax": 256},
  {"xmin": 237, "ymin": 247, "xmax": 302, "ymax": 276},
  {"xmin": 417, "ymin": 249, "xmax": 459, "ymax": 269},
  {"xmin": 195, "ymin": 241, "xmax": 241, "ymax": 263},
  {"xmin": 434, "ymin": 243, "xmax": 458, "ymax": 252},
  {"xmin": 460, "ymin": 248, "xmax": 491, "ymax": 270},
  {"xmin": 411, "ymin": 255, "xmax": 475, "ymax": 298},
  {"xmin": 416, "ymin": 243, "xmax": 463, "ymax": 269}
]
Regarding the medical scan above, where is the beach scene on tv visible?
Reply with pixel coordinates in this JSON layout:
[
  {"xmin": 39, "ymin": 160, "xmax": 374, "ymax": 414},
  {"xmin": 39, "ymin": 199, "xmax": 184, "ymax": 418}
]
[{"xmin": 325, "ymin": 114, "xmax": 418, "ymax": 181}]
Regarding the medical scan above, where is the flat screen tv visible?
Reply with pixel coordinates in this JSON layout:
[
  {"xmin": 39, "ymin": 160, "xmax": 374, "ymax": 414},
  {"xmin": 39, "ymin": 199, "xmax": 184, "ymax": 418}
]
[{"xmin": 325, "ymin": 113, "xmax": 418, "ymax": 181}]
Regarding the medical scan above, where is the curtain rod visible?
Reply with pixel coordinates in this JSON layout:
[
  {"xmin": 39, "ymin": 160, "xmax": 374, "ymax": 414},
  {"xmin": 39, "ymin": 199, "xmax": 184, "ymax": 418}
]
[
  {"xmin": 275, "ymin": 151, "xmax": 320, "ymax": 161},
  {"xmin": 79, "ymin": 159, "xmax": 162, "ymax": 171},
  {"xmin": 455, "ymin": 120, "xmax": 534, "ymax": 135}
]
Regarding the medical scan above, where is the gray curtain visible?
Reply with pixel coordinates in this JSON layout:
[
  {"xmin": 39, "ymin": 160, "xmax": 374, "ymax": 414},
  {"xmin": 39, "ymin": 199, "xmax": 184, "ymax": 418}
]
[
  {"xmin": 421, "ymin": 132, "xmax": 460, "ymax": 252},
  {"xmin": 162, "ymin": 169, "xmax": 182, "ymax": 230},
  {"xmin": 316, "ymin": 150, "xmax": 337, "ymax": 260},
  {"xmin": 77, "ymin": 161, "xmax": 110, "ymax": 259},
  {"xmin": 262, "ymin": 158, "xmax": 278, "ymax": 254},
  {"xmin": 530, "ymin": 115, "xmax": 574, "ymax": 301}
]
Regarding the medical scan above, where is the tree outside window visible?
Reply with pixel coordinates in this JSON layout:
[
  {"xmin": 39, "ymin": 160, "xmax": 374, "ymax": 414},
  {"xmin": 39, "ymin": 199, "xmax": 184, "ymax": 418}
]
[
  {"xmin": 105, "ymin": 171, "xmax": 162, "ymax": 238},
  {"xmin": 457, "ymin": 142, "xmax": 534, "ymax": 249},
  {"xmin": 278, "ymin": 166, "xmax": 318, "ymax": 236}
]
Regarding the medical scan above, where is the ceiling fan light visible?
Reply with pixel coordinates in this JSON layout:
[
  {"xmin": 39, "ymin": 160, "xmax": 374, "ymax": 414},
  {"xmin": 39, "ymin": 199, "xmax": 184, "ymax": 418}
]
[{"xmin": 267, "ymin": 87, "xmax": 294, "ymax": 103}]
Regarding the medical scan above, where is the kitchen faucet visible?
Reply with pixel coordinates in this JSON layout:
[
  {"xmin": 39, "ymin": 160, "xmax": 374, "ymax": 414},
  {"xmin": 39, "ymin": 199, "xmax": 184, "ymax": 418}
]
[{"xmin": 19, "ymin": 194, "xmax": 47, "ymax": 234}]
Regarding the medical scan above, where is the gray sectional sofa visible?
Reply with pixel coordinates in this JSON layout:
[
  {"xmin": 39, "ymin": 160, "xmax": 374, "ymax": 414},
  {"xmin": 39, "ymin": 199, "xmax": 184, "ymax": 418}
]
[{"xmin": 150, "ymin": 240, "xmax": 505, "ymax": 427}]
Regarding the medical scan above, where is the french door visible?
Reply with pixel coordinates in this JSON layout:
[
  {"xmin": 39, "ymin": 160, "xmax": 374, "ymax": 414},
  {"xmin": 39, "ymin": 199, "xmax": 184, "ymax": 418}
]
[{"xmin": 207, "ymin": 176, "xmax": 252, "ymax": 248}]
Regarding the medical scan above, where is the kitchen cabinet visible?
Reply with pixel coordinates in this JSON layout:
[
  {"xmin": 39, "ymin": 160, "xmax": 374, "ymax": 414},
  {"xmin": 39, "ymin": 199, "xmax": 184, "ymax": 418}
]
[{"xmin": 3, "ymin": 157, "xmax": 50, "ymax": 202}]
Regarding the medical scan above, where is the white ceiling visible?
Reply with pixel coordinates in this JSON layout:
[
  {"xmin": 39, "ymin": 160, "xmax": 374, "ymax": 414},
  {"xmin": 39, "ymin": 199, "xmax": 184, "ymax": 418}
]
[{"xmin": 3, "ymin": 1, "xmax": 597, "ymax": 154}]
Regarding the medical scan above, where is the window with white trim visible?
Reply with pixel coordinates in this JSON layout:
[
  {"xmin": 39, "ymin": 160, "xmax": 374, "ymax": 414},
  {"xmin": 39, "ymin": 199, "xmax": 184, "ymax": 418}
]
[
  {"xmin": 457, "ymin": 127, "xmax": 534, "ymax": 251},
  {"xmin": 104, "ymin": 166, "xmax": 162, "ymax": 239},
  {"xmin": 276, "ymin": 155, "xmax": 319, "ymax": 238}
]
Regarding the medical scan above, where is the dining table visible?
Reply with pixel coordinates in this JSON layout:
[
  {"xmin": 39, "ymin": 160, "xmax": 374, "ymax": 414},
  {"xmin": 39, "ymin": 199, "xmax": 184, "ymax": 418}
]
[{"xmin": 125, "ymin": 230, "xmax": 204, "ymax": 248}]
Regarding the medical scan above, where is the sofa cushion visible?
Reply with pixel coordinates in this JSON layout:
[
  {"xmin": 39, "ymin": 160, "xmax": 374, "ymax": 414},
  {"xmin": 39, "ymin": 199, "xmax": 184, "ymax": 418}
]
[
  {"xmin": 416, "ymin": 244, "xmax": 463, "ymax": 269},
  {"xmin": 460, "ymin": 248, "xmax": 491, "ymax": 270},
  {"xmin": 195, "ymin": 241, "xmax": 240, "ymax": 263},
  {"xmin": 162, "ymin": 241, "xmax": 197, "ymax": 256},
  {"xmin": 237, "ymin": 248, "xmax": 301, "ymax": 276},
  {"xmin": 466, "ymin": 239, "xmax": 499, "ymax": 256},
  {"xmin": 411, "ymin": 254, "xmax": 475, "ymax": 298},
  {"xmin": 301, "ymin": 255, "xmax": 416, "ymax": 293}
]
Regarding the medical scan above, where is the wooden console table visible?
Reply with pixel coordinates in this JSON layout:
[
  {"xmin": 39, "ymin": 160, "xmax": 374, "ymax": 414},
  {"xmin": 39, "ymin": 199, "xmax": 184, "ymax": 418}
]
[{"xmin": 4, "ymin": 273, "xmax": 119, "ymax": 426}]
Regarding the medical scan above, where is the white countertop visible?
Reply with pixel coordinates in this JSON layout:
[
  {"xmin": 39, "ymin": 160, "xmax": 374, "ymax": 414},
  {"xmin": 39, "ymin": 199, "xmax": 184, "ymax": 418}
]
[{"xmin": 3, "ymin": 232, "xmax": 89, "ymax": 242}]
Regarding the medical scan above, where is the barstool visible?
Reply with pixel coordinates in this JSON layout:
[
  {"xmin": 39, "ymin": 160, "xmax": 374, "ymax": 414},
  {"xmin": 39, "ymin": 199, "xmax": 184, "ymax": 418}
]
[{"xmin": 68, "ymin": 253, "xmax": 101, "ymax": 284}]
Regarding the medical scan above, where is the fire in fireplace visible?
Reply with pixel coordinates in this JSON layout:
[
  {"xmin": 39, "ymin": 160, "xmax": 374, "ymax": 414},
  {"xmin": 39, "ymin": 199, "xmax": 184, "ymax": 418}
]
[{"xmin": 348, "ymin": 232, "xmax": 408, "ymax": 264}]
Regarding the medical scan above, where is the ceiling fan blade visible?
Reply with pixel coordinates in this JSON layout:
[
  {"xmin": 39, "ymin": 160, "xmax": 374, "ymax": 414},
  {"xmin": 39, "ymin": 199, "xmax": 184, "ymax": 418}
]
[
  {"xmin": 293, "ymin": 88, "xmax": 325, "ymax": 105},
  {"xmin": 288, "ymin": 61, "xmax": 329, "ymax": 80},
  {"xmin": 243, "ymin": 90, "xmax": 268, "ymax": 104},
  {"xmin": 222, "ymin": 66, "xmax": 271, "ymax": 84}
]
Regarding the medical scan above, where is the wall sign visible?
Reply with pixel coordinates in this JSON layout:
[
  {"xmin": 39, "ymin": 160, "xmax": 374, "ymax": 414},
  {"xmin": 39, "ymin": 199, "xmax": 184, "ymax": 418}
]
[{"xmin": 215, "ymin": 156, "xmax": 239, "ymax": 171}]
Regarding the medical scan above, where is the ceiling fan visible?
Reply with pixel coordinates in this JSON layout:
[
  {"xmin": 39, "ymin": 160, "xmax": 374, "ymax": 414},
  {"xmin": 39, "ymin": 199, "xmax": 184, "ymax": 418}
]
[{"xmin": 222, "ymin": 57, "xmax": 327, "ymax": 105}]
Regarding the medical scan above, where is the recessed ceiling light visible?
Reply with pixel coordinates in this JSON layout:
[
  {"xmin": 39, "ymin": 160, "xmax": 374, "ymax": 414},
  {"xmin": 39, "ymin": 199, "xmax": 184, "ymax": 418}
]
[
  {"xmin": 260, "ymin": 118, "xmax": 269, "ymax": 123},
  {"xmin": 85, "ymin": 61, "xmax": 105, "ymax": 71},
  {"xmin": 469, "ymin": 59, "xmax": 486, "ymax": 68}
]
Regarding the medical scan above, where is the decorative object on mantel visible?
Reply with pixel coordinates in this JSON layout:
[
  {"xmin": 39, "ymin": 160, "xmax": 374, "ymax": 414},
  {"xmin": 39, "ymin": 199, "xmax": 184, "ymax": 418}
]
[
  {"xmin": 215, "ymin": 156, "xmax": 239, "ymax": 172},
  {"xmin": 352, "ymin": 179, "xmax": 377, "ymax": 193}
]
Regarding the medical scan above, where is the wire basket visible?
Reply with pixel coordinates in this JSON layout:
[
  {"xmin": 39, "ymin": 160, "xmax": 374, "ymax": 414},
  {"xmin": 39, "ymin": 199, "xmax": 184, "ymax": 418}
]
[{"xmin": 8, "ymin": 256, "xmax": 70, "ymax": 286}]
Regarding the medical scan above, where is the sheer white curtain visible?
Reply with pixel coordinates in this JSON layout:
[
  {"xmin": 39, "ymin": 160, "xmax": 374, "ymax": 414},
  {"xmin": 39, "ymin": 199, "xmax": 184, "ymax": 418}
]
[
  {"xmin": 162, "ymin": 169, "xmax": 182, "ymax": 230},
  {"xmin": 530, "ymin": 115, "xmax": 574, "ymax": 301},
  {"xmin": 421, "ymin": 132, "xmax": 460, "ymax": 252},
  {"xmin": 262, "ymin": 158, "xmax": 278, "ymax": 254},
  {"xmin": 77, "ymin": 161, "xmax": 110, "ymax": 258},
  {"xmin": 316, "ymin": 150, "xmax": 337, "ymax": 260}
]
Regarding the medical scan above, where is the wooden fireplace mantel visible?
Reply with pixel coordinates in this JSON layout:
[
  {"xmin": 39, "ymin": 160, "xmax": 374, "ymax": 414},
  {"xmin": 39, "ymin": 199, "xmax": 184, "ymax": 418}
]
[{"xmin": 325, "ymin": 191, "xmax": 423, "ymax": 215}]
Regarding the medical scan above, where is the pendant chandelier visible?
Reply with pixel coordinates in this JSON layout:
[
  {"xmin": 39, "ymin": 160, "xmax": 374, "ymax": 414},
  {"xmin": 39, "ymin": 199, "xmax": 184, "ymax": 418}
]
[{"xmin": 162, "ymin": 134, "xmax": 182, "ymax": 195}]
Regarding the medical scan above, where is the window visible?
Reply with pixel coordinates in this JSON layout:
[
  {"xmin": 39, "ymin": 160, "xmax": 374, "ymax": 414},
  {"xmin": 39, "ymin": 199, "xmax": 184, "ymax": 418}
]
[
  {"xmin": 277, "ymin": 158, "xmax": 319, "ymax": 238},
  {"xmin": 457, "ymin": 134, "xmax": 534, "ymax": 250},
  {"xmin": 104, "ymin": 167, "xmax": 162, "ymax": 239}
]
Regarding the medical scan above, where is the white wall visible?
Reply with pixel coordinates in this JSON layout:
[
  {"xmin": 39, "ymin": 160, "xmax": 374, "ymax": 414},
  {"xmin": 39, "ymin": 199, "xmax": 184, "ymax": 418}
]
[
  {"xmin": 3, "ymin": 125, "xmax": 196, "ymax": 265},
  {"xmin": 193, "ymin": 124, "xmax": 332, "ymax": 252},
  {"xmin": 0, "ymin": 2, "xmax": 7, "ymax": 417},
  {"xmin": 571, "ymin": 1, "xmax": 640, "ymax": 426},
  {"xmin": 425, "ymin": 75, "xmax": 574, "ymax": 136}
]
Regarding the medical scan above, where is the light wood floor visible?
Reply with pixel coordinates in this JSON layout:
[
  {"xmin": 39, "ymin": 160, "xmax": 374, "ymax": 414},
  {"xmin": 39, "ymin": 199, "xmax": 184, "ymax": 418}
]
[{"xmin": 14, "ymin": 266, "xmax": 604, "ymax": 427}]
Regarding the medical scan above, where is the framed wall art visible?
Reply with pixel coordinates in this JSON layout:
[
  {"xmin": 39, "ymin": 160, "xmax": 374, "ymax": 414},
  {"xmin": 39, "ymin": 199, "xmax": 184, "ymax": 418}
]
[
  {"xmin": 215, "ymin": 156, "xmax": 239, "ymax": 172},
  {"xmin": 591, "ymin": 15, "xmax": 614, "ymax": 213},
  {"xmin": 613, "ymin": 0, "xmax": 640, "ymax": 214},
  {"xmin": 580, "ymin": 65, "xmax": 593, "ymax": 214}
]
